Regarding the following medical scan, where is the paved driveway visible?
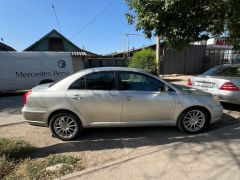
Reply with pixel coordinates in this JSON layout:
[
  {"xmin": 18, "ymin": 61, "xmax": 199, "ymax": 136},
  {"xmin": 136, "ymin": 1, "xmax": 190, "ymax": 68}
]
[
  {"xmin": 0, "ymin": 92, "xmax": 24, "ymax": 126},
  {"xmin": 62, "ymin": 123, "xmax": 240, "ymax": 180}
]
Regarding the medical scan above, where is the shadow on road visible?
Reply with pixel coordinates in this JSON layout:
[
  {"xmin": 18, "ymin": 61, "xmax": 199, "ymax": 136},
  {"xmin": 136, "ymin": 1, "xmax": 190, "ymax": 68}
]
[
  {"xmin": 221, "ymin": 102, "xmax": 240, "ymax": 111},
  {"xmin": 36, "ymin": 112, "xmax": 239, "ymax": 157},
  {"xmin": 0, "ymin": 95, "xmax": 23, "ymax": 114},
  {"xmin": 0, "ymin": 91, "xmax": 26, "ymax": 97}
]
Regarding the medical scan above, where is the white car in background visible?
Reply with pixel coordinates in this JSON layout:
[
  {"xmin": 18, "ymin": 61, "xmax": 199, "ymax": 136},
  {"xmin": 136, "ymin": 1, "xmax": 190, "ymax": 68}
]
[{"xmin": 188, "ymin": 64, "xmax": 240, "ymax": 105}]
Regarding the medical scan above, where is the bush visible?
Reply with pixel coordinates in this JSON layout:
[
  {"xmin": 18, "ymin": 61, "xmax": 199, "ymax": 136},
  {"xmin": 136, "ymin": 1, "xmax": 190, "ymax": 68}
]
[{"xmin": 128, "ymin": 48, "xmax": 156, "ymax": 74}]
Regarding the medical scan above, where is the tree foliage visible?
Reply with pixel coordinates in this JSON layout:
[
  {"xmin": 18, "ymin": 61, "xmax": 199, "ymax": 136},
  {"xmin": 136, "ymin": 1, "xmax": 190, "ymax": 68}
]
[
  {"xmin": 128, "ymin": 48, "xmax": 156, "ymax": 74},
  {"xmin": 125, "ymin": 0, "xmax": 240, "ymax": 50}
]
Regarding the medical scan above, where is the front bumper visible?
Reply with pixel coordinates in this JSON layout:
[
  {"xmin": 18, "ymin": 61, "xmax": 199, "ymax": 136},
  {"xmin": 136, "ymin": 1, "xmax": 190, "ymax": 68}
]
[{"xmin": 22, "ymin": 107, "xmax": 48, "ymax": 127}]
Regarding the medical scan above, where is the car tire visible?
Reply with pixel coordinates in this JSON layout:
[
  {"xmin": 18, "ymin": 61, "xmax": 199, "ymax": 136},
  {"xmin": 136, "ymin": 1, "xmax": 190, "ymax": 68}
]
[
  {"xmin": 177, "ymin": 108, "xmax": 210, "ymax": 134},
  {"xmin": 49, "ymin": 112, "xmax": 82, "ymax": 141}
]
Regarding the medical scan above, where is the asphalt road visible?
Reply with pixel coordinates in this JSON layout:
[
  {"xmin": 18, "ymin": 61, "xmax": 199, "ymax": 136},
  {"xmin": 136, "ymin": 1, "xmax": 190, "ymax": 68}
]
[{"xmin": 0, "ymin": 92, "xmax": 25, "ymax": 126}]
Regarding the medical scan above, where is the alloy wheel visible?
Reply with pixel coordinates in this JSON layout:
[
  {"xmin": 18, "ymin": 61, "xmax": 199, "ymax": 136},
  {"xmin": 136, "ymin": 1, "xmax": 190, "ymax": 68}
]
[
  {"xmin": 53, "ymin": 115, "xmax": 78, "ymax": 139},
  {"xmin": 183, "ymin": 110, "xmax": 206, "ymax": 132}
]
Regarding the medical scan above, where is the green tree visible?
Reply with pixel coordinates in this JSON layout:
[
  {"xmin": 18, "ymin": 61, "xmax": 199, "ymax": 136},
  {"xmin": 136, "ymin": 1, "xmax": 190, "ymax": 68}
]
[
  {"xmin": 128, "ymin": 48, "xmax": 156, "ymax": 74},
  {"xmin": 125, "ymin": 0, "xmax": 240, "ymax": 50}
]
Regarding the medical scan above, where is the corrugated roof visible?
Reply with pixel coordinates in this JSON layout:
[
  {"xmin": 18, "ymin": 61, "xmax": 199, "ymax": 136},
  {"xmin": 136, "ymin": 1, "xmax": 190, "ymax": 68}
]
[{"xmin": 72, "ymin": 51, "xmax": 87, "ymax": 56}]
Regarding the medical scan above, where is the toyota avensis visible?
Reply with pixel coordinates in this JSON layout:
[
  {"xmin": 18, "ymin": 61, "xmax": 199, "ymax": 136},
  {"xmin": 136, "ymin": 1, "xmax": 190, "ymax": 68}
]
[{"xmin": 22, "ymin": 67, "xmax": 223, "ymax": 140}]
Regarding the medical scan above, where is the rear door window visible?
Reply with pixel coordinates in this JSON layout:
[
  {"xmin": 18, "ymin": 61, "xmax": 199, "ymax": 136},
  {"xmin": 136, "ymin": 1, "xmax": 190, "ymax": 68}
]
[
  {"xmin": 85, "ymin": 71, "xmax": 116, "ymax": 90},
  {"xmin": 69, "ymin": 71, "xmax": 116, "ymax": 90},
  {"xmin": 69, "ymin": 77, "xmax": 85, "ymax": 89}
]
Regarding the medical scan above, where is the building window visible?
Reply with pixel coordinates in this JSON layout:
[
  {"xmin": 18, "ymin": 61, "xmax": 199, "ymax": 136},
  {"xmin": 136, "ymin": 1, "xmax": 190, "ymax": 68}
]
[{"xmin": 48, "ymin": 38, "xmax": 64, "ymax": 51}]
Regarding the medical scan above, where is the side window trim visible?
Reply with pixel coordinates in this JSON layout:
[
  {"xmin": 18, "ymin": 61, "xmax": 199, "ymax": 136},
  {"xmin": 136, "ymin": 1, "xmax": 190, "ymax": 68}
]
[
  {"xmin": 69, "ymin": 71, "xmax": 117, "ymax": 91},
  {"xmin": 118, "ymin": 71, "xmax": 166, "ymax": 92},
  {"xmin": 68, "ymin": 76, "xmax": 85, "ymax": 90}
]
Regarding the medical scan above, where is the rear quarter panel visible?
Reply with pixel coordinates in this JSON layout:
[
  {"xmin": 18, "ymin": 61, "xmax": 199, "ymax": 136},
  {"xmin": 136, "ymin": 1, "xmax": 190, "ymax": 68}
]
[{"xmin": 25, "ymin": 90, "xmax": 89, "ymax": 127}]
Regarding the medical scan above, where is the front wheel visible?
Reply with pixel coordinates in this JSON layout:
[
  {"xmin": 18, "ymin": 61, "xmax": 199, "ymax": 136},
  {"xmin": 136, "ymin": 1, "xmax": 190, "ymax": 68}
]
[
  {"xmin": 50, "ymin": 112, "xmax": 82, "ymax": 141},
  {"xmin": 177, "ymin": 108, "xmax": 210, "ymax": 134}
]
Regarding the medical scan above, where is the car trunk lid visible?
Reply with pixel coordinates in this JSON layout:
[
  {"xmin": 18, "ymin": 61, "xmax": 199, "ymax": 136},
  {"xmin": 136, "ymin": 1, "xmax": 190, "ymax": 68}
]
[
  {"xmin": 191, "ymin": 76, "xmax": 220, "ymax": 89},
  {"xmin": 31, "ymin": 83, "xmax": 53, "ymax": 92},
  {"xmin": 190, "ymin": 75, "xmax": 240, "ymax": 91}
]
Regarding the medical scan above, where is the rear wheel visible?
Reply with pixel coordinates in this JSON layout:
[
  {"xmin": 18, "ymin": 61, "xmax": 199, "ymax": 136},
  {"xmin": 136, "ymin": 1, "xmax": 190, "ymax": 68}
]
[
  {"xmin": 177, "ymin": 108, "xmax": 210, "ymax": 134},
  {"xmin": 50, "ymin": 112, "xmax": 82, "ymax": 141}
]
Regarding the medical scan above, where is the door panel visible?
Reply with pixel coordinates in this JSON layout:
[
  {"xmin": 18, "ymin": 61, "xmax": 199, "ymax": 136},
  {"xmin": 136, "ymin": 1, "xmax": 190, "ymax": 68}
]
[
  {"xmin": 121, "ymin": 91, "xmax": 175, "ymax": 123},
  {"xmin": 67, "ymin": 90, "xmax": 122, "ymax": 125},
  {"xmin": 67, "ymin": 71, "xmax": 122, "ymax": 126},
  {"xmin": 118, "ymin": 71, "xmax": 176, "ymax": 124}
]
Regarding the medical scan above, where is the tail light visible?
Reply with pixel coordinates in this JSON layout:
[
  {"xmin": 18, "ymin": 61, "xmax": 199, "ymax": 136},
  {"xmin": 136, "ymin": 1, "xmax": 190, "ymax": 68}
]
[
  {"xmin": 24, "ymin": 90, "xmax": 32, "ymax": 105},
  {"xmin": 187, "ymin": 78, "xmax": 192, "ymax": 86},
  {"xmin": 220, "ymin": 82, "xmax": 239, "ymax": 91}
]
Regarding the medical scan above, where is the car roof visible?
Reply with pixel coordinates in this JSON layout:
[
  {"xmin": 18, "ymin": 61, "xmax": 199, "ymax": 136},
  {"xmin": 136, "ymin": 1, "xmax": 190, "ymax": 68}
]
[
  {"xmin": 49, "ymin": 66, "xmax": 182, "ymax": 93},
  {"xmin": 75, "ymin": 67, "xmax": 146, "ymax": 75}
]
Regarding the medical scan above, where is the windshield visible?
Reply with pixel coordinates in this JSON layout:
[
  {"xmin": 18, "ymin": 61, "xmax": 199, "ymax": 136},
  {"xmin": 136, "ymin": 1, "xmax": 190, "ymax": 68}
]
[{"xmin": 202, "ymin": 66, "xmax": 240, "ymax": 77}]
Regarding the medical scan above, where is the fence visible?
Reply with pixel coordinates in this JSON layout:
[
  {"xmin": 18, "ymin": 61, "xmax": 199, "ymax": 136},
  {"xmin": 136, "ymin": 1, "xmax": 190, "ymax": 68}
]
[
  {"xmin": 84, "ymin": 45, "xmax": 224, "ymax": 75},
  {"xmin": 85, "ymin": 57, "xmax": 127, "ymax": 69},
  {"xmin": 160, "ymin": 45, "xmax": 206, "ymax": 74}
]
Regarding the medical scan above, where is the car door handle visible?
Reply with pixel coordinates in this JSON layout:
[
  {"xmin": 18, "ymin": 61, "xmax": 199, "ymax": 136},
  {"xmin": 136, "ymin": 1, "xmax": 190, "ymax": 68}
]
[
  {"xmin": 72, "ymin": 95, "xmax": 82, "ymax": 100},
  {"xmin": 125, "ymin": 96, "xmax": 133, "ymax": 100}
]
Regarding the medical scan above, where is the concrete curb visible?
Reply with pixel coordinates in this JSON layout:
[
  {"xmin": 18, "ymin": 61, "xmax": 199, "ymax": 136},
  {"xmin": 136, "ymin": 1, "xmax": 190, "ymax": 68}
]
[
  {"xmin": 58, "ymin": 142, "xmax": 181, "ymax": 180},
  {"xmin": 58, "ymin": 122, "xmax": 240, "ymax": 180}
]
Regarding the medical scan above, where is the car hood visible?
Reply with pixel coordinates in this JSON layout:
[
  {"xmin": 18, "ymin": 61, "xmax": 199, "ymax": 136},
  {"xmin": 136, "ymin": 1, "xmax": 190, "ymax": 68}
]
[{"xmin": 176, "ymin": 85, "xmax": 212, "ymax": 97}]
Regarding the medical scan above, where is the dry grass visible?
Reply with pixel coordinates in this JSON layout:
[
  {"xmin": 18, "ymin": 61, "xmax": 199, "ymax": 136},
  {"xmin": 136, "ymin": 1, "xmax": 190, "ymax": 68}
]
[{"xmin": 0, "ymin": 138, "xmax": 85, "ymax": 179}]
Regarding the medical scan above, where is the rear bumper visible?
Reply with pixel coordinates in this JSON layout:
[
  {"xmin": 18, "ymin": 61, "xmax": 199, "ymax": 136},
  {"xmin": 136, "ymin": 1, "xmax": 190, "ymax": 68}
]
[
  {"xmin": 218, "ymin": 93, "xmax": 240, "ymax": 105},
  {"xmin": 22, "ymin": 107, "xmax": 48, "ymax": 127},
  {"xmin": 210, "ymin": 105, "xmax": 223, "ymax": 123},
  {"xmin": 192, "ymin": 87, "xmax": 240, "ymax": 105}
]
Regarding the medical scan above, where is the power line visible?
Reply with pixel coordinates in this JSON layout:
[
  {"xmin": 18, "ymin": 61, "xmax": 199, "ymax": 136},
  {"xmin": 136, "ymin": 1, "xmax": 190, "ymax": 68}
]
[
  {"xmin": 70, "ymin": 0, "xmax": 114, "ymax": 39},
  {"xmin": 52, "ymin": 0, "xmax": 61, "ymax": 32}
]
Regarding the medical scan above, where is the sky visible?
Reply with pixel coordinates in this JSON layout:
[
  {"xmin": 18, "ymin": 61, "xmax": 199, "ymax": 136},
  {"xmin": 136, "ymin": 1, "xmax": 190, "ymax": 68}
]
[{"xmin": 0, "ymin": 0, "xmax": 155, "ymax": 55}]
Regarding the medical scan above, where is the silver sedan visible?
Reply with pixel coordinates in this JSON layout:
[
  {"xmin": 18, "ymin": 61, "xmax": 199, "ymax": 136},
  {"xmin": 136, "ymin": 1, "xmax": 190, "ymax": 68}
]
[
  {"xmin": 22, "ymin": 67, "xmax": 223, "ymax": 140},
  {"xmin": 188, "ymin": 64, "xmax": 240, "ymax": 105}
]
